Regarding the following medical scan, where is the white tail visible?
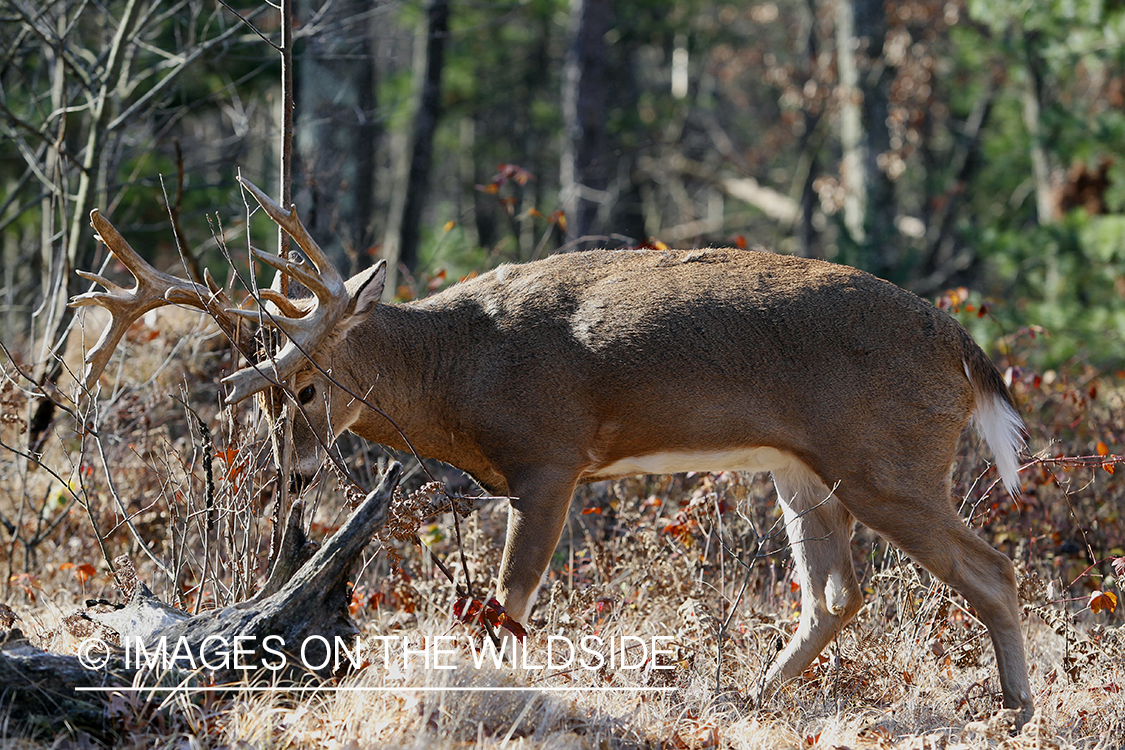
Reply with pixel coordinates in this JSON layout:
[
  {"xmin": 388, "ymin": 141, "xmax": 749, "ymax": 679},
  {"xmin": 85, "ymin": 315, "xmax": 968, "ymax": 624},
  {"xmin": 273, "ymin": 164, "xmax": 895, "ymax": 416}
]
[
  {"xmin": 73, "ymin": 185, "xmax": 1034, "ymax": 728},
  {"xmin": 967, "ymin": 364, "xmax": 1027, "ymax": 495}
]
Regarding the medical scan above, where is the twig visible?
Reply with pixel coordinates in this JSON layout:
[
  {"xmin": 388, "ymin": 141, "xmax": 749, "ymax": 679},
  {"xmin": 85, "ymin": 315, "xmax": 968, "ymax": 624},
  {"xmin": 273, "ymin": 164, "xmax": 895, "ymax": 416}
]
[
  {"xmin": 214, "ymin": 0, "xmax": 280, "ymax": 51},
  {"xmin": 160, "ymin": 144, "xmax": 205, "ymax": 284},
  {"xmin": 0, "ymin": 433, "xmax": 113, "ymax": 574},
  {"xmin": 171, "ymin": 396, "xmax": 217, "ymax": 613},
  {"xmin": 90, "ymin": 409, "xmax": 173, "ymax": 580}
]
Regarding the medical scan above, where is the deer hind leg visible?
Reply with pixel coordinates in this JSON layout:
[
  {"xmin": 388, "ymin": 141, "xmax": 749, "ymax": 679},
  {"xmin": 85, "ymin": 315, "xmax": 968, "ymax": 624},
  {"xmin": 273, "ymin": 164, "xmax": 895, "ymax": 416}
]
[
  {"xmin": 495, "ymin": 471, "xmax": 579, "ymax": 624},
  {"xmin": 842, "ymin": 485, "xmax": 1034, "ymax": 728},
  {"xmin": 761, "ymin": 463, "xmax": 863, "ymax": 698}
]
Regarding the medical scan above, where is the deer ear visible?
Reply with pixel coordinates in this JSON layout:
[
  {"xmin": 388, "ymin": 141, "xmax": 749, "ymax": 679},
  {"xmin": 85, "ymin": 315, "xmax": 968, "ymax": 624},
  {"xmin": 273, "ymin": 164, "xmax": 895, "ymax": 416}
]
[{"xmin": 342, "ymin": 260, "xmax": 386, "ymax": 328}]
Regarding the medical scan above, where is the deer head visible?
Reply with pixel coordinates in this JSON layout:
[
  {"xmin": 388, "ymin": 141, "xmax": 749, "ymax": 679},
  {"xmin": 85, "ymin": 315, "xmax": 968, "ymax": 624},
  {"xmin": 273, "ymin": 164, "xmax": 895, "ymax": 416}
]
[
  {"xmin": 70, "ymin": 177, "xmax": 382, "ymax": 480},
  {"xmin": 264, "ymin": 261, "xmax": 387, "ymax": 482}
]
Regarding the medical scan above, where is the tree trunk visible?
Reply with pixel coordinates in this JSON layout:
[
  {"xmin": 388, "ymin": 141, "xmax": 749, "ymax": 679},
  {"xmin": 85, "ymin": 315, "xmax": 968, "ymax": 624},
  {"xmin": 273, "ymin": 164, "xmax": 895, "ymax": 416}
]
[
  {"xmin": 560, "ymin": 0, "xmax": 612, "ymax": 251},
  {"xmin": 295, "ymin": 0, "xmax": 381, "ymax": 274},
  {"xmin": 795, "ymin": 0, "xmax": 822, "ymax": 258},
  {"xmin": 0, "ymin": 630, "xmax": 141, "ymax": 741},
  {"xmin": 382, "ymin": 0, "xmax": 449, "ymax": 297},
  {"xmin": 834, "ymin": 0, "xmax": 895, "ymax": 274},
  {"xmin": 836, "ymin": 0, "xmax": 865, "ymax": 243},
  {"xmin": 1022, "ymin": 32, "xmax": 1055, "ymax": 225}
]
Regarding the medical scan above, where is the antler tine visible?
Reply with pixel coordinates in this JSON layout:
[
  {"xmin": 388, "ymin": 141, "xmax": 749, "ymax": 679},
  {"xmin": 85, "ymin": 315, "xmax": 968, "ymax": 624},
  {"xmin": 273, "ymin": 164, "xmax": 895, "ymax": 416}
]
[
  {"xmin": 237, "ymin": 176, "xmax": 343, "ymax": 293},
  {"xmin": 257, "ymin": 288, "xmax": 307, "ymax": 318},
  {"xmin": 72, "ymin": 180, "xmax": 349, "ymax": 404},
  {"xmin": 69, "ymin": 210, "xmax": 252, "ymax": 392},
  {"xmin": 246, "ymin": 245, "xmax": 333, "ymax": 299},
  {"xmin": 221, "ymin": 177, "xmax": 351, "ymax": 405}
]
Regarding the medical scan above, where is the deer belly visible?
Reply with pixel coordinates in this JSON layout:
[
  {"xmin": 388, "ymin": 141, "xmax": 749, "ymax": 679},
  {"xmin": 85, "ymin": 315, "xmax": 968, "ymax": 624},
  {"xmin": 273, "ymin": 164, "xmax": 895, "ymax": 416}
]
[{"xmin": 583, "ymin": 446, "xmax": 796, "ymax": 481}]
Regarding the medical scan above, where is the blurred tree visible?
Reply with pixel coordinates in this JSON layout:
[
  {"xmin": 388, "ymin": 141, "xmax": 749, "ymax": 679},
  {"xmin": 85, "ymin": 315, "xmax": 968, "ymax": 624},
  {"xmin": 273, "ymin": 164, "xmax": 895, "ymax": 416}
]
[
  {"xmin": 0, "ymin": 0, "xmax": 263, "ymax": 372},
  {"xmin": 793, "ymin": 0, "xmax": 825, "ymax": 258},
  {"xmin": 0, "ymin": 0, "xmax": 276, "ymax": 453},
  {"xmin": 835, "ymin": 0, "xmax": 896, "ymax": 273},
  {"xmin": 960, "ymin": 0, "xmax": 1125, "ymax": 365},
  {"xmin": 3, "ymin": 0, "xmax": 1125, "ymax": 373},
  {"xmin": 382, "ymin": 0, "xmax": 450, "ymax": 296},
  {"xmin": 294, "ymin": 0, "xmax": 384, "ymax": 273},
  {"xmin": 560, "ymin": 0, "xmax": 612, "ymax": 250}
]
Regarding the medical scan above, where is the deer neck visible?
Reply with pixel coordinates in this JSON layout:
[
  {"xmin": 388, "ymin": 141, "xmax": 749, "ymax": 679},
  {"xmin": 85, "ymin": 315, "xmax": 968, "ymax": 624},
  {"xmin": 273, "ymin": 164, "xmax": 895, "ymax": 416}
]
[{"xmin": 343, "ymin": 297, "xmax": 503, "ymax": 488}]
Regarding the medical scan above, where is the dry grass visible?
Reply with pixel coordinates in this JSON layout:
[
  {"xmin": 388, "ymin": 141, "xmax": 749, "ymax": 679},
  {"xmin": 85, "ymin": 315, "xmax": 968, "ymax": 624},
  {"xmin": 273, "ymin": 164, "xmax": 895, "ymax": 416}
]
[{"xmin": 1, "ymin": 309, "xmax": 1123, "ymax": 748}]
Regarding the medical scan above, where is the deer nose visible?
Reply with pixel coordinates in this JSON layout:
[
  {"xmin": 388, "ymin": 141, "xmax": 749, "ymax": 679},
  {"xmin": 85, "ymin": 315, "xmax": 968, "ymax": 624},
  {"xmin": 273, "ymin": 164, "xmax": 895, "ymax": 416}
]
[{"xmin": 289, "ymin": 472, "xmax": 309, "ymax": 495}]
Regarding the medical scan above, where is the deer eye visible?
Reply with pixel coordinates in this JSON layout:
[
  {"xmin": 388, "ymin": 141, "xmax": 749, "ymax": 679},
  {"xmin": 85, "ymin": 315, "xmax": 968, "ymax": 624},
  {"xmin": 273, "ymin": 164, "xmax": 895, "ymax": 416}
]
[{"xmin": 298, "ymin": 385, "xmax": 316, "ymax": 404}]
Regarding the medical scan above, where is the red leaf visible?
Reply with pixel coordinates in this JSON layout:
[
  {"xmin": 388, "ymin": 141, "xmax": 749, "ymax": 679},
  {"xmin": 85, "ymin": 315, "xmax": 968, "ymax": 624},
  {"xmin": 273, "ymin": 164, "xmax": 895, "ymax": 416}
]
[
  {"xmin": 502, "ymin": 617, "xmax": 529, "ymax": 640},
  {"xmin": 349, "ymin": 586, "xmax": 365, "ymax": 615},
  {"xmin": 1089, "ymin": 590, "xmax": 1118, "ymax": 614},
  {"xmin": 427, "ymin": 269, "xmax": 447, "ymax": 292},
  {"xmin": 453, "ymin": 597, "xmax": 528, "ymax": 640},
  {"xmin": 454, "ymin": 597, "xmax": 485, "ymax": 621},
  {"xmin": 581, "ymin": 507, "xmax": 602, "ymax": 515}
]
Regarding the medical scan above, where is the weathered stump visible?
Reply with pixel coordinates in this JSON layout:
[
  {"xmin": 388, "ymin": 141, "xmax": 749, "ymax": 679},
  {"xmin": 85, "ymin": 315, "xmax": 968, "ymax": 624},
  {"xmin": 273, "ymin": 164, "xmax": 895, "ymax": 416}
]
[{"xmin": 0, "ymin": 462, "xmax": 402, "ymax": 741}]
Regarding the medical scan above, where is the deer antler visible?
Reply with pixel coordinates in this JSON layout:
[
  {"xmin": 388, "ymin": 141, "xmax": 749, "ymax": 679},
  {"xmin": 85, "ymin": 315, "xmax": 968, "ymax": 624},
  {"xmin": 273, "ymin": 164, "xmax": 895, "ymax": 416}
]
[
  {"xmin": 70, "ymin": 177, "xmax": 349, "ymax": 404},
  {"xmin": 69, "ymin": 209, "xmax": 254, "ymax": 392},
  {"xmin": 219, "ymin": 177, "xmax": 349, "ymax": 404}
]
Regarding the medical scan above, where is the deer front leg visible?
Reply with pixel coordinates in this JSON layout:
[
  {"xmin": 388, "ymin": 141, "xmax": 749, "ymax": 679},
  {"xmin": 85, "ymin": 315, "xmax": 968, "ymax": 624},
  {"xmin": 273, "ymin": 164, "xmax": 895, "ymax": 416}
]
[
  {"xmin": 496, "ymin": 471, "xmax": 579, "ymax": 624},
  {"xmin": 761, "ymin": 463, "xmax": 863, "ymax": 699}
]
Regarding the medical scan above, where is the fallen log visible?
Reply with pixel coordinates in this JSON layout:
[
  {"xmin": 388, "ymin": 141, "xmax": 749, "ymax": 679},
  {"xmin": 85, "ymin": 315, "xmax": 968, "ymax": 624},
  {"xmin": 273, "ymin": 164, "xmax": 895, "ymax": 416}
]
[
  {"xmin": 1, "ymin": 461, "xmax": 402, "ymax": 741},
  {"xmin": 0, "ymin": 628, "xmax": 139, "ymax": 739}
]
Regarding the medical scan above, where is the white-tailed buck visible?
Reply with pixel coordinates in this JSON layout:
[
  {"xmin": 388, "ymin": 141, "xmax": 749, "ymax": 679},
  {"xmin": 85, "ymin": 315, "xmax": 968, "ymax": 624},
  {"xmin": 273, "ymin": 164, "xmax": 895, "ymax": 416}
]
[{"xmin": 73, "ymin": 177, "xmax": 1033, "ymax": 727}]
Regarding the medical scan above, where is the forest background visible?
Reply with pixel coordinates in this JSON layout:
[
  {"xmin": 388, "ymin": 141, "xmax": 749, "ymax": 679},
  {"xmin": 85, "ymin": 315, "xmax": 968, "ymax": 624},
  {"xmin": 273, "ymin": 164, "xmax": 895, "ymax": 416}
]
[
  {"xmin": 2, "ymin": 0, "xmax": 1125, "ymax": 746},
  {"xmin": 4, "ymin": 0, "xmax": 1125, "ymax": 371}
]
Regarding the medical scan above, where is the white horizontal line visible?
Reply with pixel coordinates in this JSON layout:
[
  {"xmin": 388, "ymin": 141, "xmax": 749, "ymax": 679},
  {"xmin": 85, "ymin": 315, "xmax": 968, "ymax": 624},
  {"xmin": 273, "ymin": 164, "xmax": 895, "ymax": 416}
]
[{"xmin": 75, "ymin": 686, "xmax": 676, "ymax": 693}]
